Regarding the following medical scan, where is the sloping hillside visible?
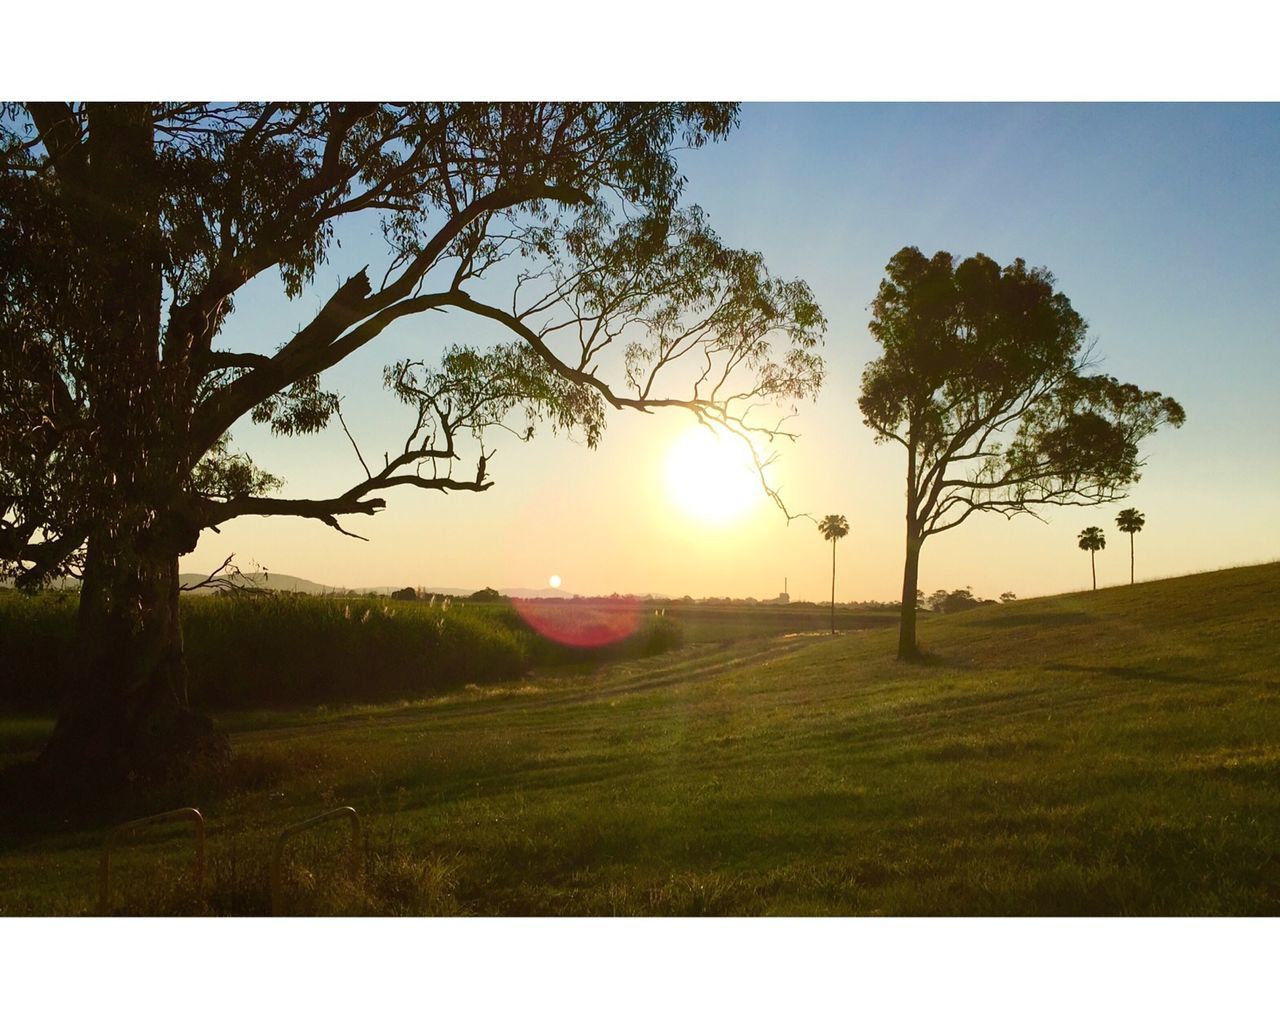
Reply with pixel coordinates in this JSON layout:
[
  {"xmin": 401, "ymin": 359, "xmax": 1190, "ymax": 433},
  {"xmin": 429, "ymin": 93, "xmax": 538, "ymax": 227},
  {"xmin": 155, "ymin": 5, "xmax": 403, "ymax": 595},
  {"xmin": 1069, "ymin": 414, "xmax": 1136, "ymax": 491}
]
[{"xmin": 1, "ymin": 563, "xmax": 1277, "ymax": 914}]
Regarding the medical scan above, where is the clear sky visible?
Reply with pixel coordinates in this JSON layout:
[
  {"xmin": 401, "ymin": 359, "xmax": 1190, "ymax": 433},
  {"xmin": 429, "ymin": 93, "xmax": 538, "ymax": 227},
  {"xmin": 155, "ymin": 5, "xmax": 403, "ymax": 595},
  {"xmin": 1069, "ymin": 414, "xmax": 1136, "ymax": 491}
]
[{"xmin": 183, "ymin": 103, "xmax": 1280, "ymax": 602}]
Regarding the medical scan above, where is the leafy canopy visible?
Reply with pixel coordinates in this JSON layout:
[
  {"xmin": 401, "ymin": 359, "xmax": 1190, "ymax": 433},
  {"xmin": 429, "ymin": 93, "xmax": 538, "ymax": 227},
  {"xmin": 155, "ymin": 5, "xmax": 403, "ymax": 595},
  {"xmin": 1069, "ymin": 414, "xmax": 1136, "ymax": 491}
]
[
  {"xmin": 0, "ymin": 103, "xmax": 826, "ymax": 585},
  {"xmin": 859, "ymin": 246, "xmax": 1184, "ymax": 541},
  {"xmin": 818, "ymin": 513, "xmax": 849, "ymax": 543},
  {"xmin": 1078, "ymin": 526, "xmax": 1106, "ymax": 552},
  {"xmin": 1116, "ymin": 507, "xmax": 1145, "ymax": 534}
]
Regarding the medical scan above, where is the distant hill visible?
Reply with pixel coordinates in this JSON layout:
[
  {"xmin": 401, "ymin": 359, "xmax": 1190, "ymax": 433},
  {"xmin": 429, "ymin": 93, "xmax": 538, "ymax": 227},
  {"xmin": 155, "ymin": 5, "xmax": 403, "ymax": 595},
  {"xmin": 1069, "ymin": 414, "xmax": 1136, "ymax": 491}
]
[
  {"xmin": 177, "ymin": 572, "xmax": 472, "ymax": 596},
  {"xmin": 178, "ymin": 571, "xmax": 356, "ymax": 595},
  {"xmin": 176, "ymin": 572, "xmax": 586, "ymax": 599}
]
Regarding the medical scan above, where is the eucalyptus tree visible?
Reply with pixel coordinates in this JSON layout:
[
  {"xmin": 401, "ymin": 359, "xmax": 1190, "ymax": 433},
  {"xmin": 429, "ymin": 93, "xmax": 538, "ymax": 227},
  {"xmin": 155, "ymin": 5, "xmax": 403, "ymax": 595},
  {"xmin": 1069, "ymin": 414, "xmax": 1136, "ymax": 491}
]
[
  {"xmin": 1115, "ymin": 507, "xmax": 1145, "ymax": 584},
  {"xmin": 1078, "ymin": 526, "xmax": 1106, "ymax": 590},
  {"xmin": 817, "ymin": 513, "xmax": 849, "ymax": 633},
  {"xmin": 858, "ymin": 246, "xmax": 1183, "ymax": 660},
  {"xmin": 0, "ymin": 103, "xmax": 825, "ymax": 786}
]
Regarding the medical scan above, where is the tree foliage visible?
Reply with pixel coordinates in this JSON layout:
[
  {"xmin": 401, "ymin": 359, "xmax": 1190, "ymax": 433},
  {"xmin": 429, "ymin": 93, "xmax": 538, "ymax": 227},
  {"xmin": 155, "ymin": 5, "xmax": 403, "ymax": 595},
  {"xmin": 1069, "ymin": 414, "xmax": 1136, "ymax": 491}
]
[
  {"xmin": 1077, "ymin": 527, "xmax": 1106, "ymax": 553},
  {"xmin": 817, "ymin": 513, "xmax": 849, "ymax": 544},
  {"xmin": 0, "ymin": 102, "xmax": 826, "ymax": 783},
  {"xmin": 1115, "ymin": 506, "xmax": 1145, "ymax": 584},
  {"xmin": 1116, "ymin": 508, "xmax": 1145, "ymax": 535},
  {"xmin": 0, "ymin": 103, "xmax": 827, "ymax": 587},
  {"xmin": 925, "ymin": 587, "xmax": 983, "ymax": 613},
  {"xmin": 859, "ymin": 246, "xmax": 1183, "ymax": 658},
  {"xmin": 817, "ymin": 513, "xmax": 849, "ymax": 634},
  {"xmin": 1078, "ymin": 525, "xmax": 1106, "ymax": 590}
]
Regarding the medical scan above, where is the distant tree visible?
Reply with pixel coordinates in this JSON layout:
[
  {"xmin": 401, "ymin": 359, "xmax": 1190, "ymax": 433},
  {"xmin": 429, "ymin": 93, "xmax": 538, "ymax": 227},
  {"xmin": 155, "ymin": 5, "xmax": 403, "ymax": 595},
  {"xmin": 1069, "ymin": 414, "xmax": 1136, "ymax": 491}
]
[
  {"xmin": 1000, "ymin": 591, "xmax": 1017, "ymax": 602},
  {"xmin": 1115, "ymin": 507, "xmax": 1145, "ymax": 585},
  {"xmin": 468, "ymin": 587, "xmax": 503, "ymax": 602},
  {"xmin": 926, "ymin": 587, "xmax": 981, "ymax": 613},
  {"xmin": 391, "ymin": 586, "xmax": 417, "ymax": 601},
  {"xmin": 0, "ymin": 103, "xmax": 825, "ymax": 786},
  {"xmin": 817, "ymin": 513, "xmax": 850, "ymax": 634},
  {"xmin": 859, "ymin": 246, "xmax": 1184, "ymax": 660},
  {"xmin": 1078, "ymin": 526, "xmax": 1106, "ymax": 590}
]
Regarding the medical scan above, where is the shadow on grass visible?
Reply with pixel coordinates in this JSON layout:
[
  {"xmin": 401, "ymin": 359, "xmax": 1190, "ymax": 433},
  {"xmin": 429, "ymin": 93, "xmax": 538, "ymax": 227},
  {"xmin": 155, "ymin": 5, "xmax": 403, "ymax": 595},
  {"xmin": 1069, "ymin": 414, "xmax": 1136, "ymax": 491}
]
[
  {"xmin": 893, "ymin": 649, "xmax": 983, "ymax": 673},
  {"xmin": 0, "ymin": 747, "xmax": 289, "ymax": 851},
  {"xmin": 956, "ymin": 611, "xmax": 1093, "ymax": 629},
  {"xmin": 1043, "ymin": 662, "xmax": 1223, "ymax": 687}
]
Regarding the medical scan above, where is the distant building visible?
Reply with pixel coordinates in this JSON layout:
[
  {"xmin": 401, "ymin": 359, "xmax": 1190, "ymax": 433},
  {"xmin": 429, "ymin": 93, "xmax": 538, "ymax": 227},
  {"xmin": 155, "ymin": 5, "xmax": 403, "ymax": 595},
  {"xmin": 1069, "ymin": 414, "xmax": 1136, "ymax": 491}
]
[{"xmin": 766, "ymin": 577, "xmax": 790, "ymax": 605}]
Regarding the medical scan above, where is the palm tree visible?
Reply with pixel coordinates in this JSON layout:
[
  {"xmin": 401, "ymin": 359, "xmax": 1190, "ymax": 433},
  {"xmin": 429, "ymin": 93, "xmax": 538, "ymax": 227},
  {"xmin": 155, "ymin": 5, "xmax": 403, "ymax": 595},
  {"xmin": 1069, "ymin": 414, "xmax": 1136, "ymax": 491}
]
[
  {"xmin": 818, "ymin": 514, "xmax": 850, "ymax": 633},
  {"xmin": 1115, "ymin": 507, "xmax": 1145, "ymax": 585},
  {"xmin": 1077, "ymin": 526, "xmax": 1106, "ymax": 591}
]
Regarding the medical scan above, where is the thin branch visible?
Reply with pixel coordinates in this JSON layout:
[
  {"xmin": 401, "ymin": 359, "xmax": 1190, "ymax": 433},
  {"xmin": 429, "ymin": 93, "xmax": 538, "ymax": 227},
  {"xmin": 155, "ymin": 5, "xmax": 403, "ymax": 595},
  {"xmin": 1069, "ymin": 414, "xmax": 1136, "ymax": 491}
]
[{"xmin": 335, "ymin": 400, "xmax": 372, "ymax": 479}]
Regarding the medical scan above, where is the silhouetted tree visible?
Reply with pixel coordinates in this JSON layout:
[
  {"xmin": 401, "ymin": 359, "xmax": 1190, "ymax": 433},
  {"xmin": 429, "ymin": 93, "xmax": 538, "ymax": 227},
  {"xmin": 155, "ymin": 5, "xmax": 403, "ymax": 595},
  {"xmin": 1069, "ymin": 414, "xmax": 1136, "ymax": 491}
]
[
  {"xmin": 0, "ymin": 103, "xmax": 825, "ymax": 787},
  {"xmin": 817, "ymin": 513, "xmax": 849, "ymax": 633},
  {"xmin": 928, "ymin": 587, "xmax": 981, "ymax": 613},
  {"xmin": 859, "ymin": 247, "xmax": 1183, "ymax": 660},
  {"xmin": 1000, "ymin": 591, "xmax": 1017, "ymax": 602},
  {"xmin": 1078, "ymin": 526, "xmax": 1106, "ymax": 590},
  {"xmin": 1115, "ymin": 507, "xmax": 1145, "ymax": 584}
]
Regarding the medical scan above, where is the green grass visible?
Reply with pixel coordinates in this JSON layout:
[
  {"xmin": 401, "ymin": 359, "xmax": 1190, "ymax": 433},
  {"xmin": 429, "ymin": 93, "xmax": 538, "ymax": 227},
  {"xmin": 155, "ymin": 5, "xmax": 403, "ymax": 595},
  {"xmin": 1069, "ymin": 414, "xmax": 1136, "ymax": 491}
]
[
  {"xmin": 660, "ymin": 602, "xmax": 898, "ymax": 643},
  {"xmin": 0, "ymin": 591, "xmax": 684, "ymax": 710},
  {"xmin": 1, "ymin": 562, "xmax": 1277, "ymax": 915}
]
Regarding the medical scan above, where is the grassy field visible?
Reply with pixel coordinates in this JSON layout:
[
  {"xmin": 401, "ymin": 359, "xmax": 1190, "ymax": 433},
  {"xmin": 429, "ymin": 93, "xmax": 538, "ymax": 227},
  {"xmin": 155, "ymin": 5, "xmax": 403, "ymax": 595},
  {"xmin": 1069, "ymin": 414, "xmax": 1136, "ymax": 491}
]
[
  {"xmin": 0, "ymin": 590, "xmax": 891, "ymax": 712},
  {"xmin": 661, "ymin": 602, "xmax": 897, "ymax": 643},
  {"xmin": 1, "ymin": 562, "xmax": 1277, "ymax": 915},
  {"xmin": 0, "ymin": 591, "xmax": 689, "ymax": 710}
]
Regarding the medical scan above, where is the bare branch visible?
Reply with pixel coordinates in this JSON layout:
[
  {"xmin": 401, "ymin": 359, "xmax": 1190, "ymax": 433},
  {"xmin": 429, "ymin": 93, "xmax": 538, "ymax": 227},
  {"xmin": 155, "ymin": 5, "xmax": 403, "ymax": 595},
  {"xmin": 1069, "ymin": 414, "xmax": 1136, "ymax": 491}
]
[{"xmin": 335, "ymin": 399, "xmax": 372, "ymax": 479}]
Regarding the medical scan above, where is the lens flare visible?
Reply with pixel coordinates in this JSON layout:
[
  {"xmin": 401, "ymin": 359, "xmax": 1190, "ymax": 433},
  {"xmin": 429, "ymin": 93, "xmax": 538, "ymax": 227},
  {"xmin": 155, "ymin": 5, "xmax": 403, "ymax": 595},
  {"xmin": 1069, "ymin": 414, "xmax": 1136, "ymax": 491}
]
[{"xmin": 512, "ymin": 597, "xmax": 641, "ymax": 648}]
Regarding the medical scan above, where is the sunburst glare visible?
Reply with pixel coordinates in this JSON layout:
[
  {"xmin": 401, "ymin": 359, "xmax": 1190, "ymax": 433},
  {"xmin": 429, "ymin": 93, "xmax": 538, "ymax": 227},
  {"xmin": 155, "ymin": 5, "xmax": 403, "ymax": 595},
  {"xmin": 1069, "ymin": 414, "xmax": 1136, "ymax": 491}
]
[{"xmin": 664, "ymin": 426, "xmax": 764, "ymax": 524}]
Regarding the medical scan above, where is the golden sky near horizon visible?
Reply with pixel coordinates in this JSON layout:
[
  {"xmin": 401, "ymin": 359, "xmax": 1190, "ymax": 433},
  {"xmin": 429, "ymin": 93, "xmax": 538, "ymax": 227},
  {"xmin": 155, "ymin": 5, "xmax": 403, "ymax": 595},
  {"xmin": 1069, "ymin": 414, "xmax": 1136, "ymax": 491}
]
[{"xmin": 184, "ymin": 105, "xmax": 1280, "ymax": 602}]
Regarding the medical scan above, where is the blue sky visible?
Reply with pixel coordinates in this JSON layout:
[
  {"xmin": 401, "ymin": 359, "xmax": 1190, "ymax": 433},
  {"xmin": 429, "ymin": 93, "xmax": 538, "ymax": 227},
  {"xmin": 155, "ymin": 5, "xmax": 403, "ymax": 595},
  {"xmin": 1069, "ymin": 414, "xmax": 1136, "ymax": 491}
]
[{"xmin": 190, "ymin": 104, "xmax": 1280, "ymax": 601}]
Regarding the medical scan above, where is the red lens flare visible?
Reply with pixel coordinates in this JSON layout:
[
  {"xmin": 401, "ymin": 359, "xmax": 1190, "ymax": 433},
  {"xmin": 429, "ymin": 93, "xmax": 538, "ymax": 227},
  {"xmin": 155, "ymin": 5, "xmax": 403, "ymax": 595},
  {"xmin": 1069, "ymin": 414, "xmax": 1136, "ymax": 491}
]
[{"xmin": 512, "ymin": 597, "xmax": 642, "ymax": 648}]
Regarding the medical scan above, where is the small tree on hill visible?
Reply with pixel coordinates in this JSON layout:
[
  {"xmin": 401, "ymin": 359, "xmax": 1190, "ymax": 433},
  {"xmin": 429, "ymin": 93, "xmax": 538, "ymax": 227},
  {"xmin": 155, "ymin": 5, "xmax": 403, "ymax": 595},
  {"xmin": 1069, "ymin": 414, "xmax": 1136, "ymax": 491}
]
[
  {"xmin": 858, "ymin": 246, "xmax": 1184, "ymax": 660},
  {"xmin": 1115, "ymin": 507, "xmax": 1145, "ymax": 585},
  {"xmin": 1078, "ymin": 526, "xmax": 1106, "ymax": 590},
  {"xmin": 817, "ymin": 513, "xmax": 849, "ymax": 634}
]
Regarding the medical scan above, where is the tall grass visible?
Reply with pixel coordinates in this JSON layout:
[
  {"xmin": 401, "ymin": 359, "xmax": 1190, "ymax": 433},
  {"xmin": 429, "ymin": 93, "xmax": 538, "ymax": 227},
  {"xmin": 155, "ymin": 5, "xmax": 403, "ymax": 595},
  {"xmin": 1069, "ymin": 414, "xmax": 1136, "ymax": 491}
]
[
  {"xmin": 0, "ymin": 590, "xmax": 682, "ymax": 712},
  {"xmin": 0, "ymin": 589, "xmax": 75, "ymax": 710}
]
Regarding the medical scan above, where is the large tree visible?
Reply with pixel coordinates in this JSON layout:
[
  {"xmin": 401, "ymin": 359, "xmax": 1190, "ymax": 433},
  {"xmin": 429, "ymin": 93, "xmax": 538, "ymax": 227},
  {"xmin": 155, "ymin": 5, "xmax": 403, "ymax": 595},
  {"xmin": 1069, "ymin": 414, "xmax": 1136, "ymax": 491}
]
[
  {"xmin": 858, "ymin": 246, "xmax": 1183, "ymax": 660},
  {"xmin": 0, "ymin": 103, "xmax": 825, "ymax": 787}
]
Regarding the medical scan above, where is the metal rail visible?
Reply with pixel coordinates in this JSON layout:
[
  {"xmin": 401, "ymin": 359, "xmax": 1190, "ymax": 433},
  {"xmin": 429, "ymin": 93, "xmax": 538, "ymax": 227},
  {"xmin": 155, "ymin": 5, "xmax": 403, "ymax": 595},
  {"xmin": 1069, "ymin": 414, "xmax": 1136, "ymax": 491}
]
[
  {"xmin": 99, "ymin": 807, "xmax": 206, "ymax": 914},
  {"xmin": 270, "ymin": 806, "xmax": 361, "ymax": 915}
]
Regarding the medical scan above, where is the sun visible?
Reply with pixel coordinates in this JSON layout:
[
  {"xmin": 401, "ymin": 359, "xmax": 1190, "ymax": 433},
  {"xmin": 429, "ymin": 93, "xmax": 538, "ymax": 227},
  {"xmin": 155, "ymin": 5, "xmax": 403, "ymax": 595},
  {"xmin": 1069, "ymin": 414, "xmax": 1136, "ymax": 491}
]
[
  {"xmin": 549, "ymin": 575, "xmax": 562, "ymax": 589},
  {"xmin": 664, "ymin": 426, "xmax": 763, "ymax": 524}
]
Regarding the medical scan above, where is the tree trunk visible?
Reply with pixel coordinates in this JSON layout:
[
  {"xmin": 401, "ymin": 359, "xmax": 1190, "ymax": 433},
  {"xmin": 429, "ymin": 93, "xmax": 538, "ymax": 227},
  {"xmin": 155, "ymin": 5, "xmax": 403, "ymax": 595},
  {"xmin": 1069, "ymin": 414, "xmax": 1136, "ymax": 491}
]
[
  {"xmin": 898, "ymin": 530, "xmax": 922, "ymax": 660},
  {"xmin": 36, "ymin": 534, "xmax": 227, "ymax": 789},
  {"xmin": 30, "ymin": 104, "xmax": 227, "ymax": 792},
  {"xmin": 1091, "ymin": 551, "xmax": 1097, "ymax": 591},
  {"xmin": 1130, "ymin": 534, "xmax": 1135, "ymax": 585},
  {"xmin": 830, "ymin": 540, "xmax": 836, "ymax": 634}
]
